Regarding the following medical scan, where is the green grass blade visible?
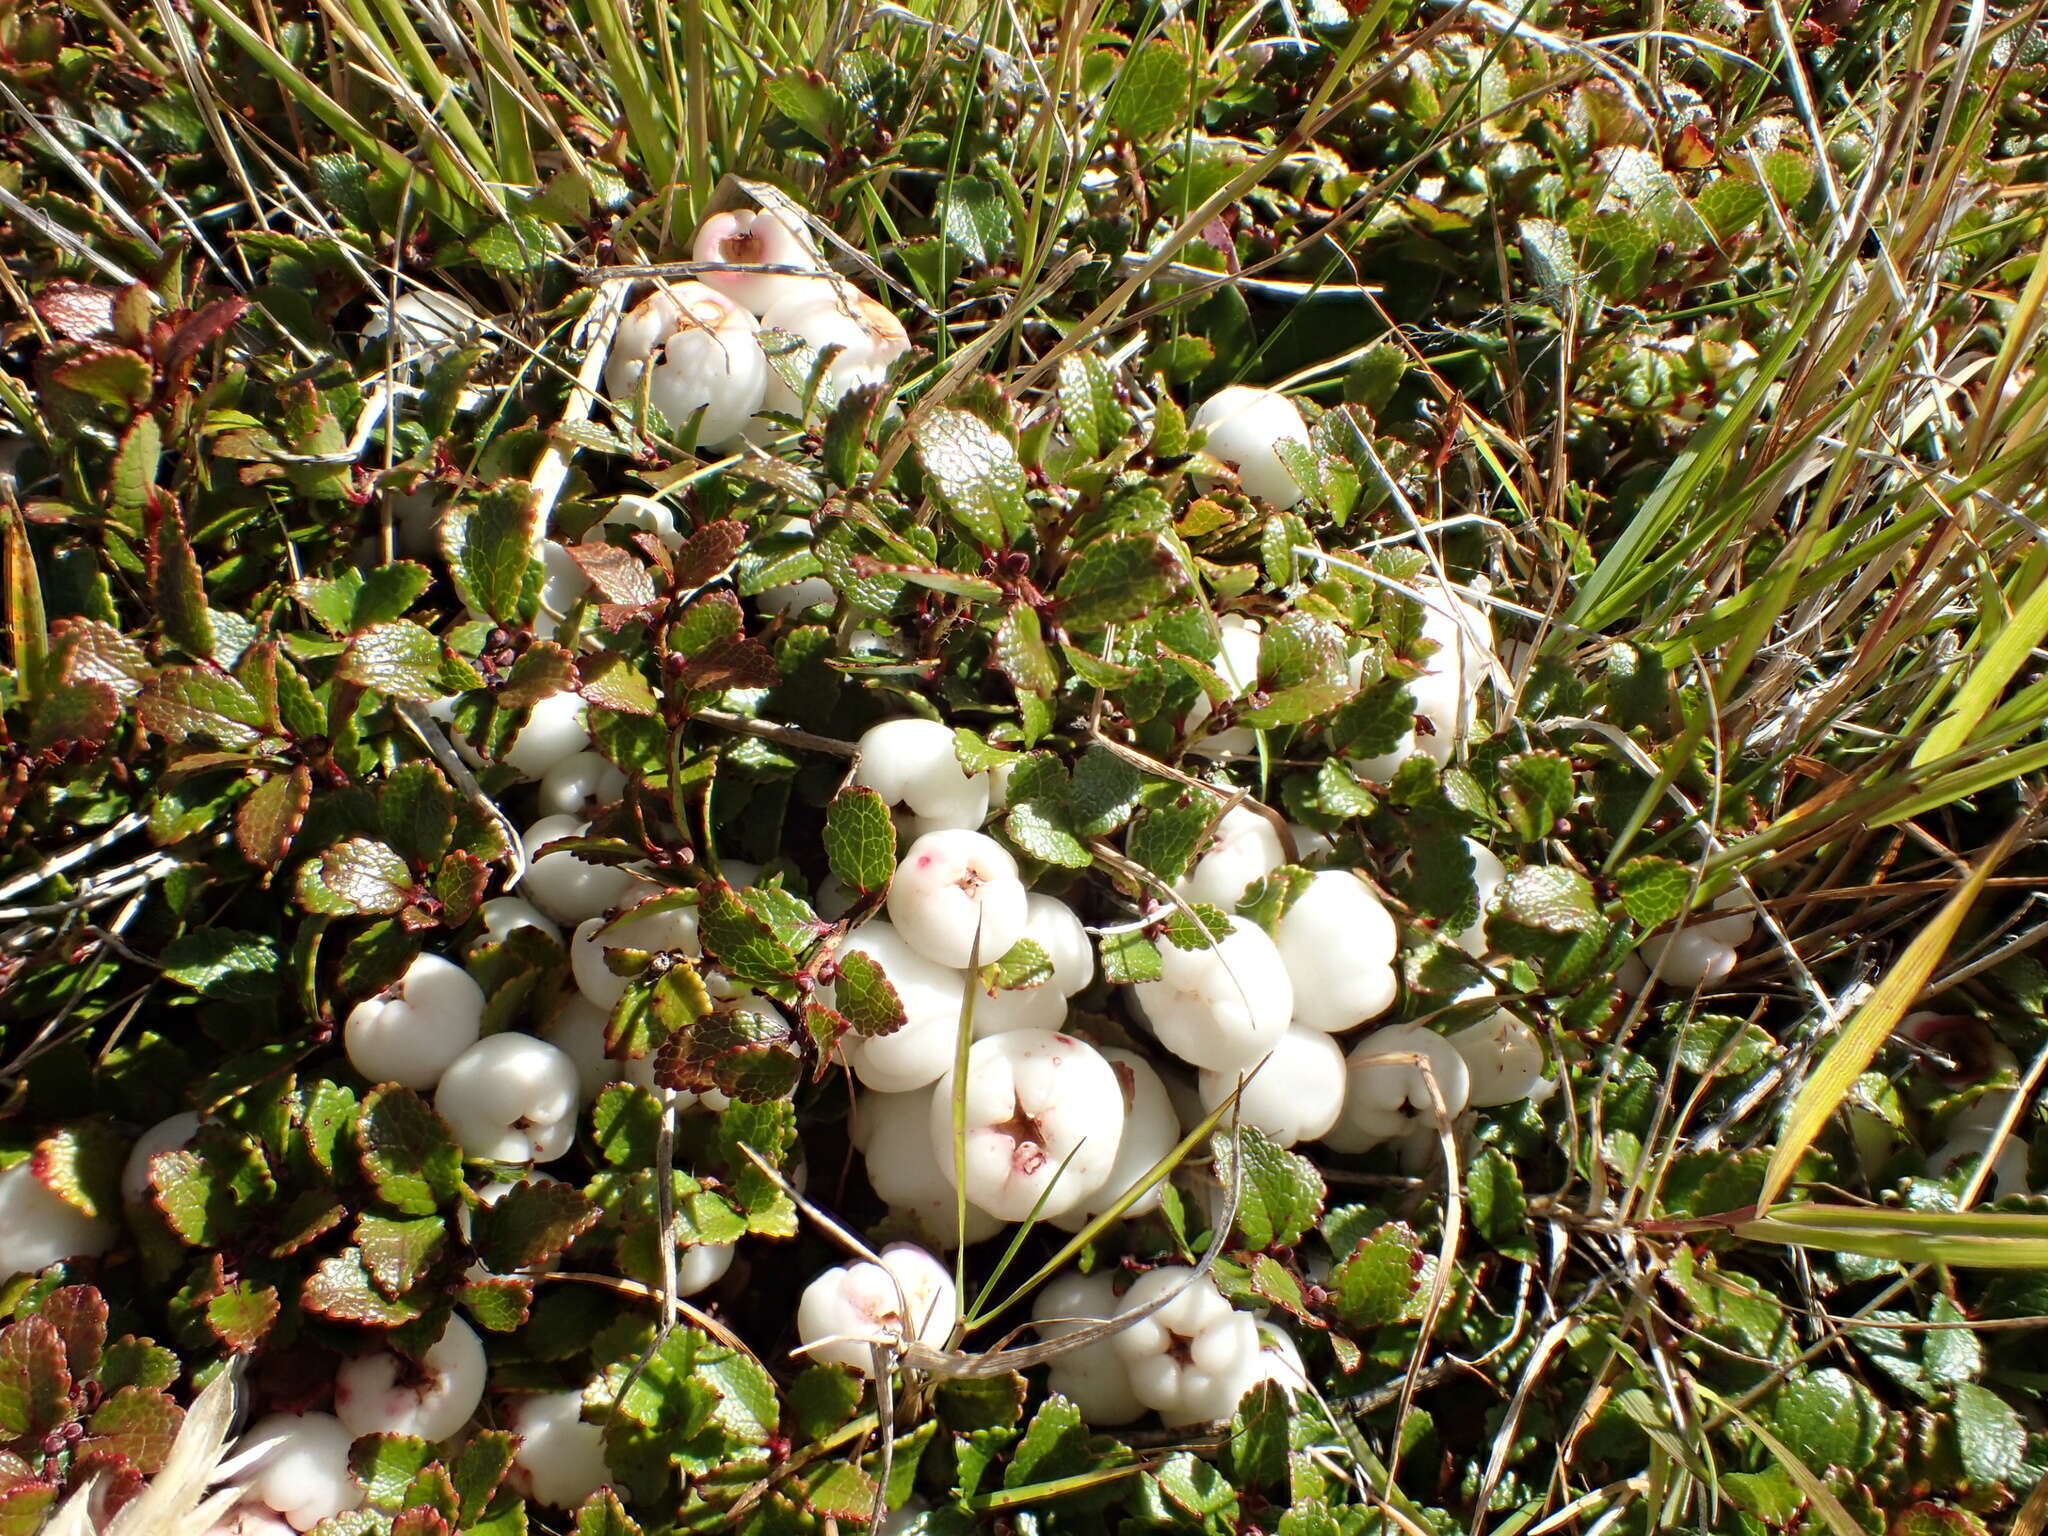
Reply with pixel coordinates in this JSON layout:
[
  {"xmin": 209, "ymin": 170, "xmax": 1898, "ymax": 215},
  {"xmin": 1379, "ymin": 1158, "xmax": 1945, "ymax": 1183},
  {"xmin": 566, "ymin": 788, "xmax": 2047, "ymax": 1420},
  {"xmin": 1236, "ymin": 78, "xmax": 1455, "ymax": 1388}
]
[
  {"xmin": 1912, "ymin": 550, "xmax": 2048, "ymax": 768},
  {"xmin": 1756, "ymin": 808, "xmax": 2028, "ymax": 1208}
]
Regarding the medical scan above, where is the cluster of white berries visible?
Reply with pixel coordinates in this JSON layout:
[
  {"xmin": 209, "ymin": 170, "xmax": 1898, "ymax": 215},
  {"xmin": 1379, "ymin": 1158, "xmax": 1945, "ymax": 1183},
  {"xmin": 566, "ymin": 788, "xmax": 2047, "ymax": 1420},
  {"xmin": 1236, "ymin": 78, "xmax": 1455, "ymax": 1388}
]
[
  {"xmin": 1616, "ymin": 888, "xmax": 1756, "ymax": 991},
  {"xmin": 1180, "ymin": 387, "xmax": 1506, "ymax": 774},
  {"xmin": 387, "ymin": 195, "xmax": 913, "ymax": 863},
  {"xmin": 604, "ymin": 204, "xmax": 910, "ymax": 451},
  {"xmin": 205, "ymin": 1315, "xmax": 612, "ymax": 1530},
  {"xmin": 1028, "ymin": 1265, "xmax": 1303, "ymax": 1427},
  {"xmin": 341, "ymin": 948, "xmax": 582, "ymax": 1169},
  {"xmin": 792, "ymin": 716, "xmax": 1551, "ymax": 1428},
  {"xmin": 342, "ymin": 294, "xmax": 1576, "ymax": 1446}
]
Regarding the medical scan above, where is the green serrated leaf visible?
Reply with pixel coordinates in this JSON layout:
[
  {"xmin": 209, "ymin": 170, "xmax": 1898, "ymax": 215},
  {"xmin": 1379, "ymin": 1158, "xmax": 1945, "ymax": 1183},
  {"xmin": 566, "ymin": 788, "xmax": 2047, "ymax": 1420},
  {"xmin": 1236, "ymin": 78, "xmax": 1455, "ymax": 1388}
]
[
  {"xmin": 473, "ymin": 1180, "xmax": 600, "ymax": 1274},
  {"xmin": 160, "ymin": 929, "xmax": 280, "ymax": 1000},
  {"xmin": 941, "ymin": 178, "xmax": 1013, "ymax": 268},
  {"xmin": 298, "ymin": 837, "xmax": 416, "ymax": 916},
  {"xmin": 1100, "ymin": 928, "xmax": 1162, "ymax": 984},
  {"xmin": 824, "ymin": 786, "xmax": 897, "ymax": 896},
  {"xmin": 1058, "ymin": 536, "xmax": 1189, "ymax": 631},
  {"xmin": 696, "ymin": 882, "xmax": 800, "ymax": 986},
  {"xmin": 1329, "ymin": 1221, "xmax": 1426, "ymax": 1329},
  {"xmin": 340, "ymin": 622, "xmax": 460, "ymax": 702},
  {"xmin": 1111, "ymin": 42, "xmax": 1192, "ymax": 139},
  {"xmin": 1614, "ymin": 856, "xmax": 1692, "ymax": 929},
  {"xmin": 380, "ymin": 760, "xmax": 457, "ymax": 866},
  {"xmin": 1498, "ymin": 750, "xmax": 1574, "ymax": 842},
  {"xmin": 1213, "ymin": 1127, "xmax": 1324, "ymax": 1249},
  {"xmin": 914, "ymin": 407, "xmax": 1027, "ymax": 547},
  {"xmin": 357, "ymin": 1085, "xmax": 462, "ymax": 1215},
  {"xmin": 1057, "ymin": 353, "xmax": 1129, "ymax": 460},
  {"xmin": 832, "ymin": 948, "xmax": 907, "ymax": 1038},
  {"xmin": 1125, "ymin": 802, "xmax": 1211, "ymax": 883}
]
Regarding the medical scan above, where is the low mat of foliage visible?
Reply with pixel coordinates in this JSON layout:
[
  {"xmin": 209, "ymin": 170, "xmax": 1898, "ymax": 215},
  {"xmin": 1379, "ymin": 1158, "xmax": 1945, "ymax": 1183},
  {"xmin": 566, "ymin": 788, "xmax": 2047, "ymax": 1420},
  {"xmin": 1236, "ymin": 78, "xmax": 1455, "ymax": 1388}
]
[{"xmin": 5, "ymin": 1, "xmax": 2048, "ymax": 1534}]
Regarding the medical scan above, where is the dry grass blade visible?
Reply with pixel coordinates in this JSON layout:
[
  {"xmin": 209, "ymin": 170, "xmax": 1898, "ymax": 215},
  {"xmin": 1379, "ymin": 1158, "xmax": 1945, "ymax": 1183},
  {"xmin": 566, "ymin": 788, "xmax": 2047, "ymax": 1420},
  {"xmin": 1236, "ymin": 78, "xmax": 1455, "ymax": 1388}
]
[
  {"xmin": 45, "ymin": 1357, "xmax": 245, "ymax": 1536},
  {"xmin": 2014, "ymin": 1467, "xmax": 2048, "ymax": 1536}
]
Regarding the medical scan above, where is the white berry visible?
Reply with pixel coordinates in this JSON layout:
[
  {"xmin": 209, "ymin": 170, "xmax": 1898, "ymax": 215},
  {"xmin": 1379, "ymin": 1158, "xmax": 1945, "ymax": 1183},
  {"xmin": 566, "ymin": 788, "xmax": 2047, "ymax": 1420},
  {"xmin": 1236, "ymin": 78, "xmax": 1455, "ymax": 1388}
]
[
  {"xmin": 520, "ymin": 816, "xmax": 637, "ymax": 924},
  {"xmin": 1692, "ymin": 886, "xmax": 1757, "ymax": 947},
  {"xmin": 829, "ymin": 921, "xmax": 968, "ymax": 1093},
  {"xmin": 344, "ymin": 953, "xmax": 485, "ymax": 1091},
  {"xmin": 928, "ymin": 1030, "xmax": 1123, "ymax": 1222},
  {"xmin": 677, "ymin": 1240, "xmax": 736, "ymax": 1296},
  {"xmin": 529, "ymin": 541, "xmax": 593, "ymax": 644},
  {"xmin": 1191, "ymin": 386, "xmax": 1312, "ymax": 508},
  {"xmin": 335, "ymin": 1315, "xmax": 486, "ymax": 1443},
  {"xmin": 758, "ymin": 284, "xmax": 910, "ymax": 421},
  {"xmin": 1032, "ymin": 1271, "xmax": 1144, "ymax": 1425},
  {"xmin": 1113, "ymin": 1266, "xmax": 1263, "ymax": 1426},
  {"xmin": 571, "ymin": 898, "xmax": 700, "ymax": 1011},
  {"xmin": 1176, "ymin": 805, "xmax": 1285, "ymax": 909},
  {"xmin": 692, "ymin": 206, "xmax": 828, "ymax": 316},
  {"xmin": 538, "ymin": 993, "xmax": 612, "ymax": 1103},
  {"xmin": 756, "ymin": 574, "xmax": 836, "ymax": 618},
  {"xmin": 605, "ymin": 280, "xmax": 768, "ymax": 449},
  {"xmin": 1639, "ymin": 927, "xmax": 1736, "ymax": 988},
  {"xmin": 971, "ymin": 977, "xmax": 1069, "ymax": 1035},
  {"xmin": 0, "ymin": 1161, "xmax": 115, "ymax": 1279},
  {"xmin": 1456, "ymin": 840, "xmax": 1508, "ymax": 955},
  {"xmin": 796, "ymin": 1243, "xmax": 957, "ymax": 1375},
  {"xmin": 1134, "ymin": 915, "xmax": 1293, "ymax": 1073},
  {"xmin": 235, "ymin": 1411, "xmax": 364, "ymax": 1531},
  {"xmin": 1048, "ymin": 1047, "xmax": 1180, "ymax": 1230},
  {"xmin": 852, "ymin": 718, "xmax": 990, "ymax": 838},
  {"xmin": 1273, "ymin": 871, "xmax": 1398, "ymax": 1033},
  {"xmin": 584, "ymin": 493, "xmax": 682, "ymax": 552},
  {"xmin": 1449, "ymin": 1012, "xmax": 1547, "ymax": 1106},
  {"xmin": 1339, "ymin": 1023, "xmax": 1472, "ymax": 1142},
  {"xmin": 435, "ymin": 1034, "xmax": 582, "ymax": 1164},
  {"xmin": 508, "ymin": 1389, "xmax": 611, "ymax": 1509},
  {"xmin": 853, "ymin": 1086, "xmax": 1002, "ymax": 1246},
  {"xmin": 1200, "ymin": 1026, "xmax": 1346, "ymax": 1147},
  {"xmin": 970, "ymin": 892, "xmax": 1093, "ymax": 1036},
  {"xmin": 362, "ymin": 289, "xmax": 482, "ymax": 369},
  {"xmin": 1021, "ymin": 893, "xmax": 1095, "ymax": 996},
  {"xmin": 500, "ymin": 689, "xmax": 593, "ymax": 782},
  {"xmin": 471, "ymin": 898, "xmax": 562, "ymax": 953},
  {"xmin": 1254, "ymin": 1319, "xmax": 1309, "ymax": 1394},
  {"xmin": 1184, "ymin": 615, "xmax": 1263, "ymax": 758},
  {"xmin": 886, "ymin": 829, "xmax": 1029, "ymax": 970},
  {"xmin": 537, "ymin": 751, "xmax": 628, "ymax": 818}
]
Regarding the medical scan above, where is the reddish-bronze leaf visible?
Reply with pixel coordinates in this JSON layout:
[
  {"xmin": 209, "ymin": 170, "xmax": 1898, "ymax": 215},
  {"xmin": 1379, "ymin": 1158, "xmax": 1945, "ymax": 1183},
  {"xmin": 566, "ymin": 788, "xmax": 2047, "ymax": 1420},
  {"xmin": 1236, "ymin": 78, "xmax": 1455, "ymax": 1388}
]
[
  {"xmin": 566, "ymin": 541, "xmax": 657, "ymax": 607},
  {"xmin": 496, "ymin": 641, "xmax": 577, "ymax": 710},
  {"xmin": 27, "ymin": 682, "xmax": 120, "ymax": 751},
  {"xmin": 85, "ymin": 1387, "xmax": 183, "ymax": 1475},
  {"xmin": 0, "ymin": 1317, "xmax": 75, "ymax": 1438},
  {"xmin": 32, "ymin": 282, "xmax": 117, "ymax": 341},
  {"xmin": 237, "ymin": 764, "xmax": 312, "ymax": 868},
  {"xmin": 680, "ymin": 635, "xmax": 780, "ymax": 694},
  {"xmin": 673, "ymin": 518, "xmax": 747, "ymax": 589},
  {"xmin": 34, "ymin": 1288, "xmax": 106, "ymax": 1383},
  {"xmin": 158, "ymin": 297, "xmax": 249, "ymax": 374}
]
